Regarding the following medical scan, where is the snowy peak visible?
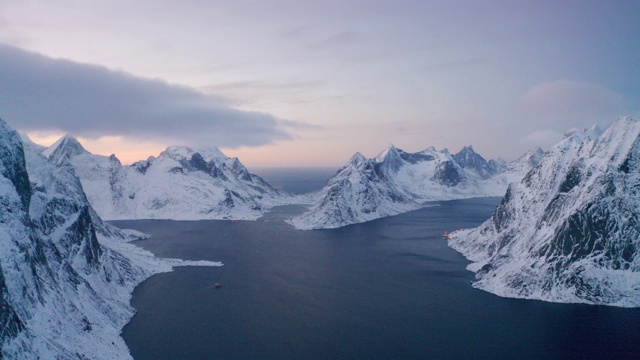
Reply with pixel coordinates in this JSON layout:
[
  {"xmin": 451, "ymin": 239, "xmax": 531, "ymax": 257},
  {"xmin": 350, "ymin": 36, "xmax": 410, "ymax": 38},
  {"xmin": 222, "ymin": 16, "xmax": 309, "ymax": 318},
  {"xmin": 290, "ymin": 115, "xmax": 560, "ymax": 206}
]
[
  {"xmin": 456, "ymin": 145, "xmax": 475, "ymax": 154},
  {"xmin": 373, "ymin": 145, "xmax": 442, "ymax": 172},
  {"xmin": 452, "ymin": 145, "xmax": 478, "ymax": 161},
  {"xmin": 374, "ymin": 144, "xmax": 397, "ymax": 162},
  {"xmin": 452, "ymin": 145, "xmax": 494, "ymax": 178},
  {"xmin": 155, "ymin": 146, "xmax": 229, "ymax": 180},
  {"xmin": 0, "ymin": 118, "xmax": 31, "ymax": 209},
  {"xmin": 197, "ymin": 146, "xmax": 227, "ymax": 162},
  {"xmin": 160, "ymin": 145, "xmax": 198, "ymax": 161},
  {"xmin": 160, "ymin": 145, "xmax": 227, "ymax": 163},
  {"xmin": 449, "ymin": 117, "xmax": 640, "ymax": 307},
  {"xmin": 563, "ymin": 122, "xmax": 604, "ymax": 143},
  {"xmin": 349, "ymin": 152, "xmax": 367, "ymax": 165},
  {"xmin": 378, "ymin": 145, "xmax": 410, "ymax": 173},
  {"xmin": 43, "ymin": 134, "xmax": 90, "ymax": 164}
]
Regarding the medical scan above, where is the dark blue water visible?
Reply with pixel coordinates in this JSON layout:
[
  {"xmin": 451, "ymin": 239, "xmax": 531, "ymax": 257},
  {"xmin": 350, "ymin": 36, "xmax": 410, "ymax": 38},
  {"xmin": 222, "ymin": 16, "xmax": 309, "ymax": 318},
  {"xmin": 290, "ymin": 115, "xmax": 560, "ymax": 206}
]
[
  {"xmin": 251, "ymin": 167, "xmax": 338, "ymax": 194},
  {"xmin": 118, "ymin": 198, "xmax": 640, "ymax": 359}
]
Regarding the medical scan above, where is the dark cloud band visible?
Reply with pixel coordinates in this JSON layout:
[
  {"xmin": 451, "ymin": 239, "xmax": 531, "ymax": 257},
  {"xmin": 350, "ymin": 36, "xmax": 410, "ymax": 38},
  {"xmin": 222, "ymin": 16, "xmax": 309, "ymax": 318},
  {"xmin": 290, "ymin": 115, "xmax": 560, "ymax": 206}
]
[{"xmin": 0, "ymin": 44, "xmax": 293, "ymax": 147}]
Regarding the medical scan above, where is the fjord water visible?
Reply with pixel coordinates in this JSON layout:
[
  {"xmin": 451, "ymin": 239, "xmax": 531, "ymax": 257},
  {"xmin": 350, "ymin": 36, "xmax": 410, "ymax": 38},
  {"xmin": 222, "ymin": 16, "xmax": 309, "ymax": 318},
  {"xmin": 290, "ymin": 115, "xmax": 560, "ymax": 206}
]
[
  {"xmin": 251, "ymin": 167, "xmax": 337, "ymax": 194},
  {"xmin": 119, "ymin": 191, "xmax": 640, "ymax": 359}
]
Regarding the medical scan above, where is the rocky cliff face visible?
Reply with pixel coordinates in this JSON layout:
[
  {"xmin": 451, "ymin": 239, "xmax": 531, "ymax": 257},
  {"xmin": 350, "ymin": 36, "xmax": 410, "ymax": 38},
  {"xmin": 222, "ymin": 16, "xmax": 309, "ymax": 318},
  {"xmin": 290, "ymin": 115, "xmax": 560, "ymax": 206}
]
[
  {"xmin": 289, "ymin": 144, "xmax": 541, "ymax": 230},
  {"xmin": 0, "ymin": 118, "xmax": 33, "ymax": 353},
  {"xmin": 449, "ymin": 117, "xmax": 640, "ymax": 307},
  {"xmin": 0, "ymin": 118, "xmax": 153, "ymax": 358}
]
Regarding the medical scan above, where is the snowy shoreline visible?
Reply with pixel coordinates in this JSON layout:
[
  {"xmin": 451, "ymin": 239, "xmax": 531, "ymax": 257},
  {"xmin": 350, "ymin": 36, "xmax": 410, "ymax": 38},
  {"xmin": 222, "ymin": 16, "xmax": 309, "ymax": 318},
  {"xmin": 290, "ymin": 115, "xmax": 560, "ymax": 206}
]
[{"xmin": 93, "ymin": 233, "xmax": 224, "ymax": 359}]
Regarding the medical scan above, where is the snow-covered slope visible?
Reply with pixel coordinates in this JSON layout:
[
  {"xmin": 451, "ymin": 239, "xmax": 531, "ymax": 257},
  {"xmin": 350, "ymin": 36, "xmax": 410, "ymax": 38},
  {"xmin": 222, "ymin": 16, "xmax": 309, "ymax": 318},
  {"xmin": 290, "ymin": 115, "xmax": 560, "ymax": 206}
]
[
  {"xmin": 449, "ymin": 117, "xmax": 640, "ymax": 307},
  {"xmin": 43, "ymin": 136, "xmax": 288, "ymax": 220},
  {"xmin": 289, "ymin": 145, "xmax": 541, "ymax": 229},
  {"xmin": 0, "ymin": 118, "xmax": 220, "ymax": 358}
]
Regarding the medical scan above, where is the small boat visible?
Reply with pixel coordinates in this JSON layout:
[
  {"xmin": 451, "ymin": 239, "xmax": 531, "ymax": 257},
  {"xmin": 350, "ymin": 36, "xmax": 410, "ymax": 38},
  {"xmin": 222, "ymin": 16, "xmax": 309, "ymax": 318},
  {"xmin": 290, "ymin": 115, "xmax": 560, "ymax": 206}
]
[
  {"xmin": 215, "ymin": 283, "xmax": 222, "ymax": 289},
  {"xmin": 442, "ymin": 231, "xmax": 454, "ymax": 239}
]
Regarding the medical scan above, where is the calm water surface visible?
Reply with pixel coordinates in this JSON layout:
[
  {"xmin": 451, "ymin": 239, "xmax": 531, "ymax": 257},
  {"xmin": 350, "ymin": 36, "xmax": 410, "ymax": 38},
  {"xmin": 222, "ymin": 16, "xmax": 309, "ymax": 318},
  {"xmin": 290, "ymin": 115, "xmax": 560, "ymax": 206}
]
[{"xmin": 117, "ymin": 182, "xmax": 640, "ymax": 359}]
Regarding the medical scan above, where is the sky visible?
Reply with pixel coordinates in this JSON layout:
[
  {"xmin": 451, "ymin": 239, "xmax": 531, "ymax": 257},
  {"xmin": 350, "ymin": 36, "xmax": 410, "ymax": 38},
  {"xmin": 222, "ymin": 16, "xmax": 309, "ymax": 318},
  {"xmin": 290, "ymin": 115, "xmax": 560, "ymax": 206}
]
[{"xmin": 1, "ymin": 0, "xmax": 639, "ymax": 167}]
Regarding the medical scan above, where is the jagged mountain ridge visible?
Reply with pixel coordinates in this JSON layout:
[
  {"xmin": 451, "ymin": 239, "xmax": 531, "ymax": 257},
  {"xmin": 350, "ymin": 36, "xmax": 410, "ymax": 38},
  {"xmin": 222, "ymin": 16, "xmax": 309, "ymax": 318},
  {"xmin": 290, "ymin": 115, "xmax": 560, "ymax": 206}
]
[
  {"xmin": 0, "ymin": 118, "xmax": 220, "ymax": 358},
  {"xmin": 43, "ymin": 136, "xmax": 289, "ymax": 220},
  {"xmin": 289, "ymin": 144, "xmax": 542, "ymax": 230},
  {"xmin": 43, "ymin": 134, "xmax": 90, "ymax": 164},
  {"xmin": 453, "ymin": 145, "xmax": 500, "ymax": 178},
  {"xmin": 449, "ymin": 117, "xmax": 640, "ymax": 307}
]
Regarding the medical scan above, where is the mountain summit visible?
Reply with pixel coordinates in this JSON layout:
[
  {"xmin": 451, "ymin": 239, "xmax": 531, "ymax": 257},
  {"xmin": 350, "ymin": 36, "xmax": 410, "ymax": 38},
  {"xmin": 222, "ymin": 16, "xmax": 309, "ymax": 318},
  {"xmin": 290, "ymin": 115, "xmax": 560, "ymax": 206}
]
[
  {"xmin": 453, "ymin": 145, "xmax": 496, "ymax": 178},
  {"xmin": 42, "ymin": 134, "xmax": 90, "ymax": 164}
]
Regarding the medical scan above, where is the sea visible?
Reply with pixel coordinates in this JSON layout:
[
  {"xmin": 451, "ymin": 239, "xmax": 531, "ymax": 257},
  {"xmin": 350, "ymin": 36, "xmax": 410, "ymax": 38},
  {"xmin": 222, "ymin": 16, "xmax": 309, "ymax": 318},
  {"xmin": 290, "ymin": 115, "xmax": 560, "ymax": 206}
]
[{"xmin": 117, "ymin": 168, "xmax": 640, "ymax": 359}]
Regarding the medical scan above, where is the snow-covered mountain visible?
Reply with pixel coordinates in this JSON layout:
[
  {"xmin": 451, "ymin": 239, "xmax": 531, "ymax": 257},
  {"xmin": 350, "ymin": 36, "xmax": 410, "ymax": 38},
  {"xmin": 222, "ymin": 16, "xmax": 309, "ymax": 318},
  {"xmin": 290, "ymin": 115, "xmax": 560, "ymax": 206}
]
[
  {"xmin": 0, "ymin": 118, "xmax": 220, "ymax": 358},
  {"xmin": 42, "ymin": 135, "xmax": 288, "ymax": 220},
  {"xmin": 289, "ymin": 144, "xmax": 542, "ymax": 230},
  {"xmin": 24, "ymin": 136, "xmax": 146, "ymax": 242},
  {"xmin": 449, "ymin": 117, "xmax": 640, "ymax": 307}
]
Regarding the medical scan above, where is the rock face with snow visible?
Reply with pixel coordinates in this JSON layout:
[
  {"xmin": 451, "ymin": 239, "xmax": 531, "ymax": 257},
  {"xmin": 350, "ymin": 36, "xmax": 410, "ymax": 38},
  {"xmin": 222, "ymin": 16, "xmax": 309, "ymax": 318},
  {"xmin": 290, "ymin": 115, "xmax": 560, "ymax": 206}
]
[
  {"xmin": 0, "ymin": 118, "xmax": 220, "ymax": 358},
  {"xmin": 449, "ymin": 117, "xmax": 640, "ymax": 307},
  {"xmin": 23, "ymin": 136, "xmax": 147, "ymax": 242},
  {"xmin": 43, "ymin": 136, "xmax": 286, "ymax": 220},
  {"xmin": 1, "ymin": 118, "xmax": 142, "ymax": 357},
  {"xmin": 290, "ymin": 144, "xmax": 542, "ymax": 229}
]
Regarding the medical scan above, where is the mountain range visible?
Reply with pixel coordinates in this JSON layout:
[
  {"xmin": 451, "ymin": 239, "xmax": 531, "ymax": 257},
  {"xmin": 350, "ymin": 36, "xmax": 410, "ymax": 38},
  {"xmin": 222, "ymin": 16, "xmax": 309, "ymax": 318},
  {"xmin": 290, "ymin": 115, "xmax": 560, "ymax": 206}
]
[
  {"xmin": 42, "ymin": 135, "xmax": 289, "ymax": 220},
  {"xmin": 289, "ymin": 144, "xmax": 543, "ymax": 229}
]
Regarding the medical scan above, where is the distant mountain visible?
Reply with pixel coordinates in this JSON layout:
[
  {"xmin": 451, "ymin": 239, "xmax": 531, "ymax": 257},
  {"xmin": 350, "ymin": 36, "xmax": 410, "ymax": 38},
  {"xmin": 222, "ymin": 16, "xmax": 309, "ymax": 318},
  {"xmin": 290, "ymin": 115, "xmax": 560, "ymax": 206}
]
[
  {"xmin": 289, "ymin": 144, "xmax": 542, "ymax": 229},
  {"xmin": 449, "ymin": 117, "xmax": 640, "ymax": 307},
  {"xmin": 453, "ymin": 145, "xmax": 496, "ymax": 178},
  {"xmin": 0, "ymin": 118, "xmax": 220, "ymax": 358},
  {"xmin": 42, "ymin": 136, "xmax": 288, "ymax": 220}
]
